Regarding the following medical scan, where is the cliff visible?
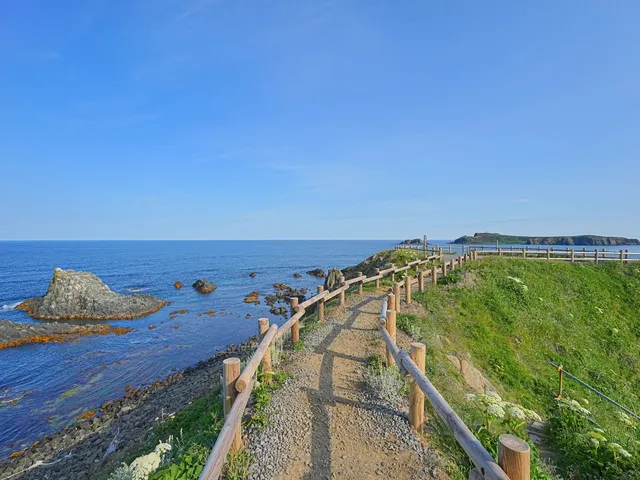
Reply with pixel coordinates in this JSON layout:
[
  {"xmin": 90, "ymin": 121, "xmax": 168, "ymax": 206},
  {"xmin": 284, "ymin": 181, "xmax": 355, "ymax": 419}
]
[{"xmin": 451, "ymin": 232, "xmax": 640, "ymax": 246}]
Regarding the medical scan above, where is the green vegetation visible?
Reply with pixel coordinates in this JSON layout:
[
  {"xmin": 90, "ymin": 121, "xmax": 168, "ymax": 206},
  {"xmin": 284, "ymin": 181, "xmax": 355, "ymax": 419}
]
[
  {"xmin": 452, "ymin": 232, "xmax": 640, "ymax": 246},
  {"xmin": 398, "ymin": 258, "xmax": 640, "ymax": 479}
]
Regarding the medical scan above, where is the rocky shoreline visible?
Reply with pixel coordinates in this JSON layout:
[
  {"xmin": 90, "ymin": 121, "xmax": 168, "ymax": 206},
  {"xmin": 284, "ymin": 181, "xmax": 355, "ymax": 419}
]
[
  {"xmin": 0, "ymin": 320, "xmax": 131, "ymax": 349},
  {"xmin": 0, "ymin": 337, "xmax": 259, "ymax": 480}
]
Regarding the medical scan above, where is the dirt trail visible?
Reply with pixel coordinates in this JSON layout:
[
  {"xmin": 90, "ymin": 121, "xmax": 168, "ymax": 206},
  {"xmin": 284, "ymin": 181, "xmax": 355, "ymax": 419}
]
[{"xmin": 247, "ymin": 293, "xmax": 447, "ymax": 480}]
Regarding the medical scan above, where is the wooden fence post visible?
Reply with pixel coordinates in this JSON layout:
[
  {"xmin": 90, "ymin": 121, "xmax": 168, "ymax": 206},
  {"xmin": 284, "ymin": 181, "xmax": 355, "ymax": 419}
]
[
  {"xmin": 385, "ymin": 309, "xmax": 397, "ymax": 367},
  {"xmin": 339, "ymin": 275, "xmax": 346, "ymax": 306},
  {"xmin": 258, "ymin": 318, "xmax": 272, "ymax": 382},
  {"xmin": 393, "ymin": 282, "xmax": 401, "ymax": 312},
  {"xmin": 358, "ymin": 271, "xmax": 364, "ymax": 295},
  {"xmin": 450, "ymin": 259, "xmax": 455, "ymax": 271},
  {"xmin": 570, "ymin": 249, "xmax": 575, "ymax": 263},
  {"xmin": 409, "ymin": 343, "xmax": 426, "ymax": 432},
  {"xmin": 290, "ymin": 298, "xmax": 300, "ymax": 344},
  {"xmin": 375, "ymin": 268, "xmax": 380, "ymax": 289},
  {"xmin": 418, "ymin": 270, "xmax": 425, "ymax": 292},
  {"xmin": 546, "ymin": 249, "xmax": 550, "ymax": 261},
  {"xmin": 432, "ymin": 265, "xmax": 438, "ymax": 285},
  {"xmin": 442, "ymin": 261, "xmax": 447, "ymax": 277},
  {"xmin": 405, "ymin": 275, "xmax": 412, "ymax": 304},
  {"xmin": 317, "ymin": 285, "xmax": 325, "ymax": 322},
  {"xmin": 498, "ymin": 247, "xmax": 502, "ymax": 256},
  {"xmin": 391, "ymin": 264, "xmax": 396, "ymax": 283},
  {"xmin": 498, "ymin": 434, "xmax": 530, "ymax": 480},
  {"xmin": 620, "ymin": 249, "xmax": 624, "ymax": 263},
  {"xmin": 595, "ymin": 249, "xmax": 599, "ymax": 264},
  {"xmin": 626, "ymin": 249, "xmax": 630, "ymax": 263},
  {"xmin": 223, "ymin": 358, "xmax": 242, "ymax": 453}
]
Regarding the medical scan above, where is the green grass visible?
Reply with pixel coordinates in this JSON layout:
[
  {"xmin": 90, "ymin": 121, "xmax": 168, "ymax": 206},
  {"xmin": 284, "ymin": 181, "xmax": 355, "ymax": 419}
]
[{"xmin": 397, "ymin": 258, "xmax": 640, "ymax": 479}]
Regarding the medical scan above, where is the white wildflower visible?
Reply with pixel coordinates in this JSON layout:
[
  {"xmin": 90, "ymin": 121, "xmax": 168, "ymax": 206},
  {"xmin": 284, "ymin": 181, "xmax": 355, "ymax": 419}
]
[
  {"xmin": 521, "ymin": 284, "xmax": 529, "ymax": 291},
  {"xmin": 593, "ymin": 428, "xmax": 605, "ymax": 433},
  {"xmin": 588, "ymin": 431, "xmax": 607, "ymax": 443},
  {"xmin": 608, "ymin": 442, "xmax": 632, "ymax": 458},
  {"xmin": 523, "ymin": 408, "xmax": 542, "ymax": 422},
  {"xmin": 616, "ymin": 411, "xmax": 634, "ymax": 426},
  {"xmin": 507, "ymin": 276, "xmax": 523, "ymax": 284},
  {"xmin": 486, "ymin": 404, "xmax": 506, "ymax": 419},
  {"xmin": 590, "ymin": 438, "xmax": 600, "ymax": 447},
  {"xmin": 611, "ymin": 327, "xmax": 619, "ymax": 334},
  {"xmin": 506, "ymin": 405, "xmax": 527, "ymax": 421},
  {"xmin": 124, "ymin": 441, "xmax": 171, "ymax": 480},
  {"xmin": 464, "ymin": 393, "xmax": 477, "ymax": 402},
  {"xmin": 580, "ymin": 398, "xmax": 589, "ymax": 406}
]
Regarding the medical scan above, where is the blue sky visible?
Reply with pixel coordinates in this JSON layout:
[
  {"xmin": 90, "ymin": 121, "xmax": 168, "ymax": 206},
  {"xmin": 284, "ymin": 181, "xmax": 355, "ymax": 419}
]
[{"xmin": 1, "ymin": 1, "xmax": 639, "ymax": 240}]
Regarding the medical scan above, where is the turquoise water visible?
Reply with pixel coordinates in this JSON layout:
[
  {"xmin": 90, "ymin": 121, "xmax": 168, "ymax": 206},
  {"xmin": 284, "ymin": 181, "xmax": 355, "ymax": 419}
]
[{"xmin": 0, "ymin": 240, "xmax": 394, "ymax": 457}]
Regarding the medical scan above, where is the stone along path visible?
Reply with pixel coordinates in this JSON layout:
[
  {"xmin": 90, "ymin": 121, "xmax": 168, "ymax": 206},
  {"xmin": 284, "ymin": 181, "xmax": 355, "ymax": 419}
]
[{"xmin": 247, "ymin": 293, "xmax": 448, "ymax": 480}]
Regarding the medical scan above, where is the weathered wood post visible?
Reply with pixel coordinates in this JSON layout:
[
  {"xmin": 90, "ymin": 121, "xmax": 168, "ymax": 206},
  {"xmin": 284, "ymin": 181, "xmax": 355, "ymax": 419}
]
[
  {"xmin": 498, "ymin": 247, "xmax": 502, "ymax": 256},
  {"xmin": 442, "ymin": 261, "xmax": 447, "ymax": 277},
  {"xmin": 523, "ymin": 247, "xmax": 527, "ymax": 258},
  {"xmin": 405, "ymin": 275, "xmax": 412, "ymax": 304},
  {"xmin": 357, "ymin": 271, "xmax": 364, "ymax": 295},
  {"xmin": 258, "ymin": 318, "xmax": 272, "ymax": 381},
  {"xmin": 626, "ymin": 249, "xmax": 630, "ymax": 263},
  {"xmin": 375, "ymin": 268, "xmax": 381, "ymax": 289},
  {"xmin": 432, "ymin": 265, "xmax": 438, "ymax": 285},
  {"xmin": 571, "ymin": 249, "xmax": 575, "ymax": 263},
  {"xmin": 393, "ymin": 282, "xmax": 401, "ymax": 312},
  {"xmin": 620, "ymin": 249, "xmax": 624, "ymax": 263},
  {"xmin": 449, "ymin": 259, "xmax": 455, "ymax": 271},
  {"xmin": 498, "ymin": 434, "xmax": 531, "ymax": 480},
  {"xmin": 418, "ymin": 270, "xmax": 425, "ymax": 292},
  {"xmin": 546, "ymin": 248, "xmax": 550, "ymax": 261},
  {"xmin": 391, "ymin": 264, "xmax": 396, "ymax": 283},
  {"xmin": 290, "ymin": 298, "xmax": 299, "ymax": 344},
  {"xmin": 223, "ymin": 358, "xmax": 242, "ymax": 452},
  {"xmin": 385, "ymin": 306, "xmax": 397, "ymax": 366},
  {"xmin": 423, "ymin": 234, "xmax": 427, "ymax": 256},
  {"xmin": 595, "ymin": 249, "xmax": 599, "ymax": 264},
  {"xmin": 317, "ymin": 285, "xmax": 325, "ymax": 322},
  {"xmin": 409, "ymin": 342, "xmax": 426, "ymax": 432},
  {"xmin": 339, "ymin": 275, "xmax": 346, "ymax": 306}
]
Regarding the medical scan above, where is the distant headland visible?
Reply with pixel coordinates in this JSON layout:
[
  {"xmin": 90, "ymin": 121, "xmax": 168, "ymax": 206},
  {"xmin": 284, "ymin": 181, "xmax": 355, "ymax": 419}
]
[{"xmin": 450, "ymin": 232, "xmax": 640, "ymax": 246}]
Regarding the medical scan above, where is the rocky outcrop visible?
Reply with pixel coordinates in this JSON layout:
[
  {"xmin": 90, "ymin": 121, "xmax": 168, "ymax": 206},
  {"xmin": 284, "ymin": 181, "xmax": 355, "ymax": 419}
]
[
  {"xmin": 192, "ymin": 279, "xmax": 216, "ymax": 294},
  {"xmin": 324, "ymin": 268, "xmax": 344, "ymax": 291},
  {"xmin": 293, "ymin": 273, "xmax": 302, "ymax": 278},
  {"xmin": 265, "ymin": 284, "xmax": 307, "ymax": 317},
  {"xmin": 306, "ymin": 268, "xmax": 326, "ymax": 277},
  {"xmin": 244, "ymin": 291, "xmax": 260, "ymax": 305},
  {"xmin": 447, "ymin": 354, "xmax": 496, "ymax": 393},
  {"xmin": 174, "ymin": 281, "xmax": 183, "ymax": 289},
  {"xmin": 0, "ymin": 319, "xmax": 131, "ymax": 349},
  {"xmin": 16, "ymin": 269, "xmax": 166, "ymax": 321},
  {"xmin": 249, "ymin": 272, "xmax": 257, "ymax": 278}
]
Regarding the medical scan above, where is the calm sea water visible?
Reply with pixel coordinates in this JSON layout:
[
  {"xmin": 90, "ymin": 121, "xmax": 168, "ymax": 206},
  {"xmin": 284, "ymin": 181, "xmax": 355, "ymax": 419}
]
[{"xmin": 0, "ymin": 240, "xmax": 395, "ymax": 457}]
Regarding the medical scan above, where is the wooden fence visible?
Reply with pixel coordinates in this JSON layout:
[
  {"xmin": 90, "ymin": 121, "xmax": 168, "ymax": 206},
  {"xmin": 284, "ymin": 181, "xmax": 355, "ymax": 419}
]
[
  {"xmin": 475, "ymin": 246, "xmax": 640, "ymax": 263},
  {"xmin": 199, "ymin": 253, "xmax": 443, "ymax": 479},
  {"xmin": 379, "ymin": 251, "xmax": 531, "ymax": 480}
]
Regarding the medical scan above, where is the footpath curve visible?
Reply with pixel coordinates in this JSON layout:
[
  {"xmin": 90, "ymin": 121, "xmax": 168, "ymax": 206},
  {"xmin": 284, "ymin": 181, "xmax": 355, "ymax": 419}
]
[{"xmin": 246, "ymin": 292, "xmax": 449, "ymax": 480}]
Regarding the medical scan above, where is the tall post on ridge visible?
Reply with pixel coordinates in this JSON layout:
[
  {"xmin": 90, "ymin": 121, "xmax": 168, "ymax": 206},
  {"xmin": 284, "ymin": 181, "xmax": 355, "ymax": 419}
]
[
  {"xmin": 405, "ymin": 274, "xmax": 412, "ymax": 304},
  {"xmin": 258, "ymin": 318, "xmax": 272, "ymax": 381},
  {"xmin": 317, "ymin": 285, "xmax": 325, "ymax": 322},
  {"xmin": 339, "ymin": 275, "xmax": 346, "ymax": 306},
  {"xmin": 385, "ymin": 309, "xmax": 397, "ymax": 367},
  {"xmin": 409, "ymin": 343, "xmax": 426, "ymax": 432},
  {"xmin": 498, "ymin": 434, "xmax": 531, "ymax": 480},
  {"xmin": 290, "ymin": 298, "xmax": 299, "ymax": 344},
  {"xmin": 423, "ymin": 234, "xmax": 427, "ymax": 256},
  {"xmin": 223, "ymin": 358, "xmax": 242, "ymax": 453}
]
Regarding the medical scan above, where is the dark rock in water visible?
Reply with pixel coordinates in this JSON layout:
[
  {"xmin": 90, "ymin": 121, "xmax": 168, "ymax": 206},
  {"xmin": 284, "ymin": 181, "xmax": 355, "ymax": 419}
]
[
  {"xmin": 16, "ymin": 268, "xmax": 166, "ymax": 321},
  {"xmin": 269, "ymin": 306, "xmax": 288, "ymax": 316},
  {"xmin": 306, "ymin": 268, "xmax": 326, "ymax": 278},
  {"xmin": 243, "ymin": 291, "xmax": 260, "ymax": 305},
  {"xmin": 193, "ymin": 279, "xmax": 217, "ymax": 294},
  {"xmin": 324, "ymin": 268, "xmax": 344, "ymax": 291},
  {"xmin": 293, "ymin": 273, "xmax": 302, "ymax": 278},
  {"xmin": 174, "ymin": 281, "xmax": 183, "ymax": 289},
  {"xmin": 249, "ymin": 272, "xmax": 257, "ymax": 278},
  {"xmin": 0, "ymin": 319, "xmax": 131, "ymax": 349}
]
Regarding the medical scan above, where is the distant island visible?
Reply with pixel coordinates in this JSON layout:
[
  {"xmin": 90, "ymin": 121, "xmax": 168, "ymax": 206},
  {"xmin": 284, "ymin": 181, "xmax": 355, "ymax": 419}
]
[{"xmin": 451, "ymin": 232, "xmax": 640, "ymax": 246}]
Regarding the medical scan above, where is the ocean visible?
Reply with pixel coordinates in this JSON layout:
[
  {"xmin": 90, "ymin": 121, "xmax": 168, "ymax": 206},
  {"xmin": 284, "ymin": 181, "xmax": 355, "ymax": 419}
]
[{"xmin": 0, "ymin": 240, "xmax": 396, "ymax": 457}]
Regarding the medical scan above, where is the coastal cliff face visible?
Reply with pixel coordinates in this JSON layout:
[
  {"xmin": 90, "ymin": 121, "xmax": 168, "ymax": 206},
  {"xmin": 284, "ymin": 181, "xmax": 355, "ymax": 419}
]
[
  {"xmin": 451, "ymin": 232, "xmax": 640, "ymax": 246},
  {"xmin": 17, "ymin": 268, "xmax": 166, "ymax": 320}
]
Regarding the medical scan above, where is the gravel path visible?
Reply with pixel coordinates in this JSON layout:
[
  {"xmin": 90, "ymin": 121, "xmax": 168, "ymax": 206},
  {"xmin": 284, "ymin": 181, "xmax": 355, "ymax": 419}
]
[{"xmin": 246, "ymin": 292, "xmax": 449, "ymax": 480}]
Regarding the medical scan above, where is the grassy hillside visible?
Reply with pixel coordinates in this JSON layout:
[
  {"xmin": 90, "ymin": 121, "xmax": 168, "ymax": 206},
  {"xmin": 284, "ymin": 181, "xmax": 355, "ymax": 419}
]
[{"xmin": 399, "ymin": 258, "xmax": 640, "ymax": 479}]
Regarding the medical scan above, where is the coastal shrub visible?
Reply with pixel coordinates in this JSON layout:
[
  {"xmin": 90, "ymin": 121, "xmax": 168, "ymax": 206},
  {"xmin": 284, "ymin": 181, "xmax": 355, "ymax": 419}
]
[
  {"xmin": 224, "ymin": 448, "xmax": 251, "ymax": 480},
  {"xmin": 364, "ymin": 354, "xmax": 407, "ymax": 407}
]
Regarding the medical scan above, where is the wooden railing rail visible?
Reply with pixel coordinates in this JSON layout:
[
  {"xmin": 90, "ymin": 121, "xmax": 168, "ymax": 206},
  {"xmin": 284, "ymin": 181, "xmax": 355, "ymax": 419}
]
[
  {"xmin": 476, "ymin": 247, "xmax": 639, "ymax": 263},
  {"xmin": 199, "ymin": 249, "xmax": 446, "ymax": 479},
  {"xmin": 378, "ymin": 299, "xmax": 528, "ymax": 480}
]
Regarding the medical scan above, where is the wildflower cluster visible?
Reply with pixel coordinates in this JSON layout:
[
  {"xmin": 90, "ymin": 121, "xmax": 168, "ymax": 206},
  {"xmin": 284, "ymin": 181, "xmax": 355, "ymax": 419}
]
[
  {"xmin": 465, "ymin": 392, "xmax": 541, "ymax": 426},
  {"xmin": 507, "ymin": 276, "xmax": 529, "ymax": 292},
  {"xmin": 556, "ymin": 396, "xmax": 591, "ymax": 417},
  {"xmin": 109, "ymin": 440, "xmax": 172, "ymax": 480}
]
